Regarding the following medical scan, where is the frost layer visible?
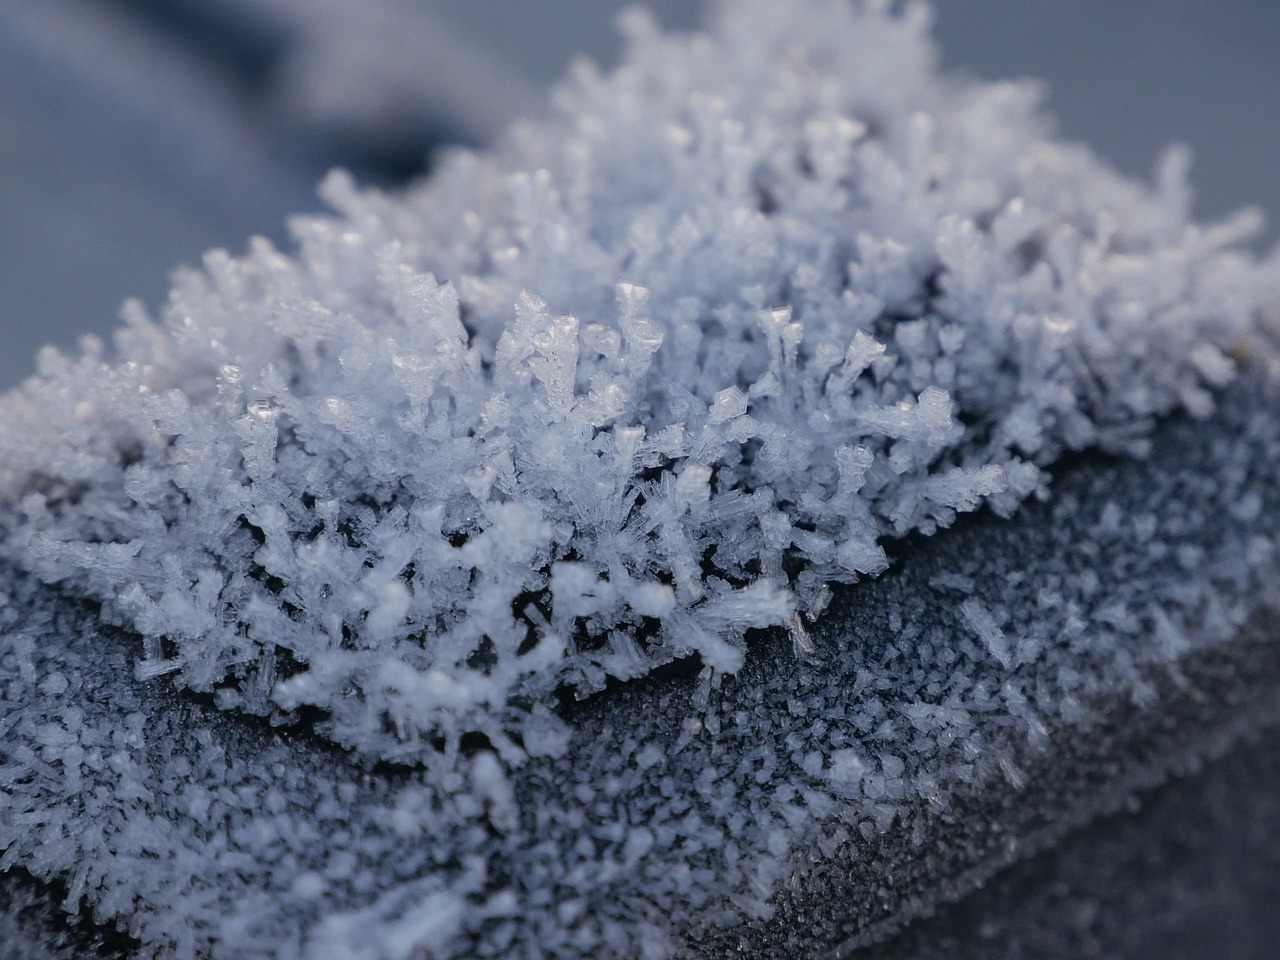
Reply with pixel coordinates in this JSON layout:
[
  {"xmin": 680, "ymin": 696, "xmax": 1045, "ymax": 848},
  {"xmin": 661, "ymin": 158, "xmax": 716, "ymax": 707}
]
[{"xmin": 0, "ymin": 0, "xmax": 1273, "ymax": 760}]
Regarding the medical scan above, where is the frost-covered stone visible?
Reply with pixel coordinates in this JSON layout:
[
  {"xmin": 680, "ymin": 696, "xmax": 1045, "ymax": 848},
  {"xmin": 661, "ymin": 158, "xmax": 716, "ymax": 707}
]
[{"xmin": 1, "ymin": 0, "xmax": 1277, "ymax": 766}]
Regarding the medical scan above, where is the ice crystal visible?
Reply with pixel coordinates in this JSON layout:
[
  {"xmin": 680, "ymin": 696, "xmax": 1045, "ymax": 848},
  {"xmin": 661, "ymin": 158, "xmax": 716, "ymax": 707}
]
[{"xmin": 1, "ymin": 0, "xmax": 1275, "ymax": 763}]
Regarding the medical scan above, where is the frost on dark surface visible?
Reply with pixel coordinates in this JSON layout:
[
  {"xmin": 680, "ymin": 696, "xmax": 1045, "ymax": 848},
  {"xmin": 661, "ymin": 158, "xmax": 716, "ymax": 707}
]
[
  {"xmin": 0, "ymin": 0, "xmax": 1276, "ymax": 769},
  {"xmin": 5, "ymin": 3, "xmax": 1280, "ymax": 958},
  {"xmin": 5, "ymin": 372, "xmax": 1280, "ymax": 960}
]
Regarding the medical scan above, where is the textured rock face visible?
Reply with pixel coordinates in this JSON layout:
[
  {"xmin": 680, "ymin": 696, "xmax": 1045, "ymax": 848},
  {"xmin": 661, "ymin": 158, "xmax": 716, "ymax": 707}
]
[{"xmin": 2, "ymin": 2, "xmax": 1280, "ymax": 957}]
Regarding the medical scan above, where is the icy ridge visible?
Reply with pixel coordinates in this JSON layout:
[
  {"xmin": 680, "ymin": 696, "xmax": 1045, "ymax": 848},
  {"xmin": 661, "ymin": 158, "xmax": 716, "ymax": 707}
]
[{"xmin": 1, "ymin": 0, "xmax": 1276, "ymax": 761}]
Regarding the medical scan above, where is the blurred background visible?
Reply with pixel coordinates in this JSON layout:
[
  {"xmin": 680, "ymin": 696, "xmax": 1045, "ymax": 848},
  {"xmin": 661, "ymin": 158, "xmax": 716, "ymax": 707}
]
[
  {"xmin": 2, "ymin": 0, "xmax": 1279, "ymax": 390},
  {"xmin": 2, "ymin": 3, "xmax": 1279, "ymax": 956}
]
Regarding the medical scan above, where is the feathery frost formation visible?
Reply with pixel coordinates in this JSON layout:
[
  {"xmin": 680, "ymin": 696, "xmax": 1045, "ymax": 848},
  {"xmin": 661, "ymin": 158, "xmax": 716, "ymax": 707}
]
[{"xmin": 0, "ymin": 0, "xmax": 1272, "ymax": 761}]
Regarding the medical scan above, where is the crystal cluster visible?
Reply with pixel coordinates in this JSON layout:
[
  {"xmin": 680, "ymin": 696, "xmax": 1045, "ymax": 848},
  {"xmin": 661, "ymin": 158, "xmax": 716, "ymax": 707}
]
[{"xmin": 1, "ymin": 0, "xmax": 1273, "ymax": 765}]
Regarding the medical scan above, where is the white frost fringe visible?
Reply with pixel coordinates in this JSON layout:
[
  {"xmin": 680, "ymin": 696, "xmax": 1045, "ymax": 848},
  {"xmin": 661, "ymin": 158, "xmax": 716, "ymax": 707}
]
[{"xmin": 1, "ymin": 0, "xmax": 1276, "ymax": 763}]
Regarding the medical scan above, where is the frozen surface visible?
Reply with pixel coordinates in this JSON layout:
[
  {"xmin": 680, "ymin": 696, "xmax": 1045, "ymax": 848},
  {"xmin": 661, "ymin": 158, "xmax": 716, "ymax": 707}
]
[
  {"xmin": 2, "ymin": 0, "xmax": 1278, "ymax": 766},
  {"xmin": 4, "ymin": 2, "xmax": 1280, "ymax": 955},
  {"xmin": 860, "ymin": 720, "xmax": 1280, "ymax": 959},
  {"xmin": 4, "ymin": 370, "xmax": 1280, "ymax": 959}
]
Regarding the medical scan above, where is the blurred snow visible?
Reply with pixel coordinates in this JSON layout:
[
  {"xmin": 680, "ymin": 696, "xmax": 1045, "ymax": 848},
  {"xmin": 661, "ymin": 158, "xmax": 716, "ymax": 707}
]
[{"xmin": 2, "ymin": 0, "xmax": 1279, "ymax": 389}]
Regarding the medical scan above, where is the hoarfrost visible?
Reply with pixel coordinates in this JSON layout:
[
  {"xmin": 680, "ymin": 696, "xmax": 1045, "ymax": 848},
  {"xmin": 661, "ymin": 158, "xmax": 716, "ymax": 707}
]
[
  {"xmin": 960, "ymin": 597, "xmax": 1012, "ymax": 668},
  {"xmin": 1, "ymin": 0, "xmax": 1277, "ymax": 773}
]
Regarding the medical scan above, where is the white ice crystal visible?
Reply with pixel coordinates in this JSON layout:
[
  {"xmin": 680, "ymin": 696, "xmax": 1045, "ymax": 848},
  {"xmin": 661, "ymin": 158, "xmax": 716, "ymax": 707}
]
[{"xmin": 1, "ymin": 0, "xmax": 1275, "ymax": 764}]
